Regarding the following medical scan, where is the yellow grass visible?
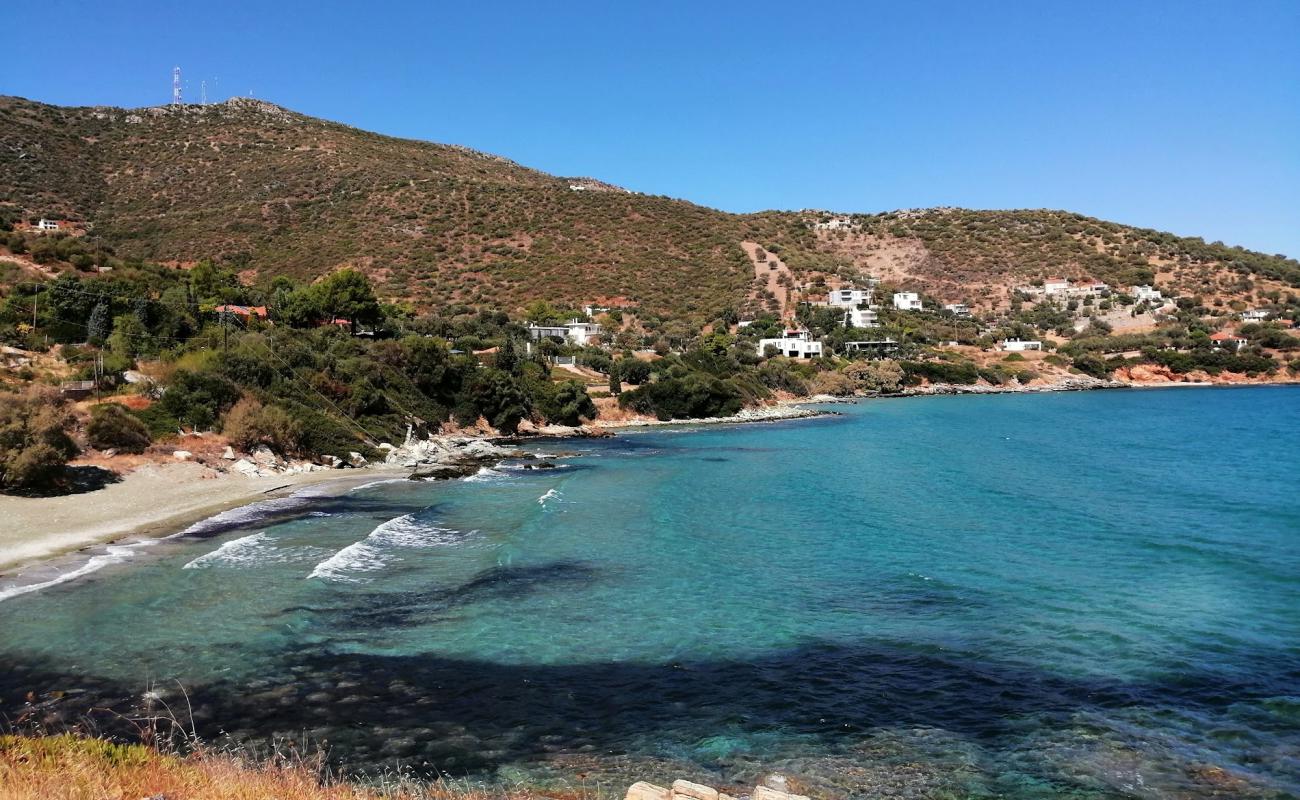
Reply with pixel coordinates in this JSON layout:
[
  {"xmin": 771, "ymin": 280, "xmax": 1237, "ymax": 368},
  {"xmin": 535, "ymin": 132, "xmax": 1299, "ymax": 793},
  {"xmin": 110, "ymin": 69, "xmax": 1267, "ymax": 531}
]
[{"xmin": 0, "ymin": 735, "xmax": 569, "ymax": 800}]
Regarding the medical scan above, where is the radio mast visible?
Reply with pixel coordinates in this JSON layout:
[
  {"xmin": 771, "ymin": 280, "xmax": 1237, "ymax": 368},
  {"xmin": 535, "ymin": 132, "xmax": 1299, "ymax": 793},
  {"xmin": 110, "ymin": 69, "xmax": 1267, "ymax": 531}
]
[{"xmin": 172, "ymin": 66, "xmax": 182, "ymax": 105}]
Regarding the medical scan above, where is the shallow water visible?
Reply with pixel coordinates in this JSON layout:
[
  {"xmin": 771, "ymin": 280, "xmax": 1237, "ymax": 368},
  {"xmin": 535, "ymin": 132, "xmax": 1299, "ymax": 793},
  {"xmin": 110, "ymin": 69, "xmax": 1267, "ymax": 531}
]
[{"xmin": 2, "ymin": 387, "xmax": 1298, "ymax": 798}]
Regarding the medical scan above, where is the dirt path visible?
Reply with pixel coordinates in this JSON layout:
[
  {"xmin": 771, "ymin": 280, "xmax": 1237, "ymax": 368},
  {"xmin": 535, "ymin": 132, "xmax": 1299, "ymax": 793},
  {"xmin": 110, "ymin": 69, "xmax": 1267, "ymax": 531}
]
[{"xmin": 740, "ymin": 241, "xmax": 793, "ymax": 320}]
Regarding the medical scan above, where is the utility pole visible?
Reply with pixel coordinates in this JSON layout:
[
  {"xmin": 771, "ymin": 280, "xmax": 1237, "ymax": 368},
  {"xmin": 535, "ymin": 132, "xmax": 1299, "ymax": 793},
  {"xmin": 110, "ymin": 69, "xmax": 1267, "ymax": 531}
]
[
  {"xmin": 222, "ymin": 311, "xmax": 229, "ymax": 352},
  {"xmin": 32, "ymin": 287, "xmax": 38, "ymax": 331}
]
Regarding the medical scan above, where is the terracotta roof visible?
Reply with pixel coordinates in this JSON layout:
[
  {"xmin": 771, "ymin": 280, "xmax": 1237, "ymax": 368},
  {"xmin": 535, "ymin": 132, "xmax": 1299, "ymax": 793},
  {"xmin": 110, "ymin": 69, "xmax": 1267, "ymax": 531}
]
[{"xmin": 1209, "ymin": 332, "xmax": 1244, "ymax": 341}]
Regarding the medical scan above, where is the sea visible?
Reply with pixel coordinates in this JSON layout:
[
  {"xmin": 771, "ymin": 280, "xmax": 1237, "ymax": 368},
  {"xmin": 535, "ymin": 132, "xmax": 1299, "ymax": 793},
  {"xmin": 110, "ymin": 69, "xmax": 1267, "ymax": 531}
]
[{"xmin": 1, "ymin": 386, "xmax": 1298, "ymax": 799}]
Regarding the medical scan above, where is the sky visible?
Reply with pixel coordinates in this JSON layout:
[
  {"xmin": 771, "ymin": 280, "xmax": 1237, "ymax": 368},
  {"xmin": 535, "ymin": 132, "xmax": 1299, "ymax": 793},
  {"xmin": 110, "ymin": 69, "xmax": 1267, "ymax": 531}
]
[{"xmin": 6, "ymin": 0, "xmax": 1299, "ymax": 256}]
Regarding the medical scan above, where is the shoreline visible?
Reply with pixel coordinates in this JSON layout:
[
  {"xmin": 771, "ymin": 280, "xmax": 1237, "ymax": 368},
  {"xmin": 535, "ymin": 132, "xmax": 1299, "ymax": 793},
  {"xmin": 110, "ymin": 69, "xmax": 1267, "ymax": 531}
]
[
  {"xmin": 0, "ymin": 463, "xmax": 404, "ymax": 580},
  {"xmin": 2, "ymin": 379, "xmax": 1292, "ymax": 593}
]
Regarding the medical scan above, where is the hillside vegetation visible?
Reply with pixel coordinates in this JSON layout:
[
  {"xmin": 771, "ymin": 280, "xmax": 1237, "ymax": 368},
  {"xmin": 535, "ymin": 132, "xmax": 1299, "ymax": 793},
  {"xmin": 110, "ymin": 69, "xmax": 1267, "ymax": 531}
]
[{"xmin": 2, "ymin": 95, "xmax": 1296, "ymax": 325}]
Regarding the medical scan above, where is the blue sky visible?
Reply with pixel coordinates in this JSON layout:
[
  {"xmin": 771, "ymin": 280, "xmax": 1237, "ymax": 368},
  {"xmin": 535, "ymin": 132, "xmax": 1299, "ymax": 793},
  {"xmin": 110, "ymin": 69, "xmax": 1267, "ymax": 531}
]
[{"xmin": 6, "ymin": 0, "xmax": 1298, "ymax": 256}]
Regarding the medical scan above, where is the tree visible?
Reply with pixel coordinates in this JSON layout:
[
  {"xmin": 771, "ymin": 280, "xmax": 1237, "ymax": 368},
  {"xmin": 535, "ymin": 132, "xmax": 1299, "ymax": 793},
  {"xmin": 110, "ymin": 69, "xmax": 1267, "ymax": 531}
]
[
  {"xmin": 455, "ymin": 369, "xmax": 530, "ymax": 434},
  {"xmin": 311, "ymin": 269, "xmax": 382, "ymax": 334},
  {"xmin": 539, "ymin": 380, "xmax": 598, "ymax": 426},
  {"xmin": 844, "ymin": 360, "xmax": 904, "ymax": 393},
  {"xmin": 496, "ymin": 337, "xmax": 521, "ymax": 375},
  {"xmin": 0, "ymin": 389, "xmax": 78, "ymax": 493},
  {"xmin": 222, "ymin": 397, "xmax": 305, "ymax": 454},
  {"xmin": 87, "ymin": 302, "xmax": 112, "ymax": 345},
  {"xmin": 609, "ymin": 368, "xmax": 622, "ymax": 396},
  {"xmin": 87, "ymin": 403, "xmax": 151, "ymax": 454}
]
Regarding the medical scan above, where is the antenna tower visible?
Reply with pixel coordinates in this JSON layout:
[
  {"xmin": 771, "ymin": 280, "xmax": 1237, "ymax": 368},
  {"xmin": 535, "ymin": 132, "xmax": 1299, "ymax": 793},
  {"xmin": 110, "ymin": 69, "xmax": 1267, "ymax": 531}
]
[
  {"xmin": 172, "ymin": 66, "xmax": 182, "ymax": 105},
  {"xmin": 200, "ymin": 80, "xmax": 207, "ymax": 105}
]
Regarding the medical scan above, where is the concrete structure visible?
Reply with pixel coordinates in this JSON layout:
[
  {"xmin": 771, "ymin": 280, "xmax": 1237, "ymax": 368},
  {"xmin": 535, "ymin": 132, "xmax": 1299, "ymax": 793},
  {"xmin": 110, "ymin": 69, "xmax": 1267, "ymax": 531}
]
[
  {"xmin": 565, "ymin": 320, "xmax": 603, "ymax": 346},
  {"xmin": 826, "ymin": 288, "xmax": 873, "ymax": 308},
  {"xmin": 526, "ymin": 323, "xmax": 569, "ymax": 341},
  {"xmin": 1132, "ymin": 285, "xmax": 1164, "ymax": 303},
  {"xmin": 35, "ymin": 218, "xmax": 60, "ymax": 232},
  {"xmin": 943, "ymin": 303, "xmax": 970, "ymax": 316},
  {"xmin": 1241, "ymin": 309, "xmax": 1271, "ymax": 322},
  {"xmin": 758, "ymin": 329, "xmax": 823, "ymax": 359},
  {"xmin": 847, "ymin": 308, "xmax": 879, "ymax": 328},
  {"xmin": 999, "ymin": 339, "xmax": 1043, "ymax": 352},
  {"xmin": 813, "ymin": 217, "xmax": 854, "ymax": 231},
  {"xmin": 1043, "ymin": 278, "xmax": 1071, "ymax": 296},
  {"xmin": 844, "ymin": 338, "xmax": 899, "ymax": 358},
  {"xmin": 892, "ymin": 292, "xmax": 923, "ymax": 311}
]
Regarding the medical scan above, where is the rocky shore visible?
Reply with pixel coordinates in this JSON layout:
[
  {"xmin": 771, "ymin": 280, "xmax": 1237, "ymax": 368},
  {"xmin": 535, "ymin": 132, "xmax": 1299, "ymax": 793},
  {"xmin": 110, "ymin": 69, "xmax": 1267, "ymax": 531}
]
[{"xmin": 901, "ymin": 375, "xmax": 1127, "ymax": 396}]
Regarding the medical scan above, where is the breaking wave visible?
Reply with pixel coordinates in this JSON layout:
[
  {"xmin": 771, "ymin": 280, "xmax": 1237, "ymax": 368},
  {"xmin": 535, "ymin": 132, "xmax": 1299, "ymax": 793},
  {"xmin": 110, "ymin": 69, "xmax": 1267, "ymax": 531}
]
[
  {"xmin": 0, "ymin": 542, "xmax": 153, "ymax": 603},
  {"xmin": 307, "ymin": 514, "xmax": 468, "ymax": 582}
]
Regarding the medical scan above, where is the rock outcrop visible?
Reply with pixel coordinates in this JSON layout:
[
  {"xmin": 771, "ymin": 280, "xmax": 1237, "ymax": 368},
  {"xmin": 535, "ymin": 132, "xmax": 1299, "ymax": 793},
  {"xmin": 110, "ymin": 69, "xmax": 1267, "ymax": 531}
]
[{"xmin": 624, "ymin": 779, "xmax": 810, "ymax": 800}]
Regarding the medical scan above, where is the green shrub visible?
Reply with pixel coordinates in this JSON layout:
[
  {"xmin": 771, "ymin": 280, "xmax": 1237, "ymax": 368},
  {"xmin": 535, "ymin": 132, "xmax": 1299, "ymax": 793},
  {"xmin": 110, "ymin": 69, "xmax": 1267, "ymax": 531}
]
[
  {"xmin": 86, "ymin": 404, "xmax": 151, "ymax": 454},
  {"xmin": 618, "ymin": 373, "xmax": 742, "ymax": 420}
]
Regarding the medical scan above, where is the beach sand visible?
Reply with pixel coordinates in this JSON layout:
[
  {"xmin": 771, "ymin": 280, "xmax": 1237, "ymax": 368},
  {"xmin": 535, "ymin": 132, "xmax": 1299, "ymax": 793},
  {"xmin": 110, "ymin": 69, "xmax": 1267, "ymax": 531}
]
[{"xmin": 0, "ymin": 462, "xmax": 400, "ymax": 576}]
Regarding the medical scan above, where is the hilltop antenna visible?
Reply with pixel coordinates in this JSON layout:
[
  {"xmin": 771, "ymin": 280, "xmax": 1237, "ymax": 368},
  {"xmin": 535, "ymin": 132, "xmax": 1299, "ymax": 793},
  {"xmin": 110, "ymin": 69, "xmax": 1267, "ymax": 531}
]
[
  {"xmin": 200, "ymin": 80, "xmax": 207, "ymax": 105},
  {"xmin": 172, "ymin": 66, "xmax": 182, "ymax": 105}
]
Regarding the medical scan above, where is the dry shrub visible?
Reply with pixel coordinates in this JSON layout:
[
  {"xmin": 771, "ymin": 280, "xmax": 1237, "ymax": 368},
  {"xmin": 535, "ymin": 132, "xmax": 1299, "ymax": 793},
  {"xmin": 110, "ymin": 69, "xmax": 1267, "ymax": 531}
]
[
  {"xmin": 0, "ymin": 734, "xmax": 569, "ymax": 800},
  {"xmin": 222, "ymin": 397, "xmax": 305, "ymax": 455}
]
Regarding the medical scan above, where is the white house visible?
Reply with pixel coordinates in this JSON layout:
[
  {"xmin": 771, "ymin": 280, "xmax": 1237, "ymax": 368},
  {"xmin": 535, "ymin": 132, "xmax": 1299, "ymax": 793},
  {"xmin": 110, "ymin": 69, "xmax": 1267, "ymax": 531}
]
[
  {"xmin": 1000, "ymin": 339, "xmax": 1043, "ymax": 352},
  {"xmin": 893, "ymin": 292, "xmax": 923, "ymax": 311},
  {"xmin": 847, "ymin": 308, "xmax": 879, "ymax": 328},
  {"xmin": 758, "ymin": 329, "xmax": 823, "ymax": 359},
  {"xmin": 1209, "ymin": 332, "xmax": 1247, "ymax": 351},
  {"xmin": 844, "ymin": 338, "xmax": 899, "ymax": 358},
  {"xmin": 1132, "ymin": 285, "xmax": 1163, "ymax": 303},
  {"xmin": 565, "ymin": 319, "xmax": 603, "ymax": 346},
  {"xmin": 1043, "ymin": 278, "xmax": 1071, "ymax": 296},
  {"xmin": 813, "ymin": 217, "xmax": 854, "ymax": 231},
  {"xmin": 944, "ymin": 303, "xmax": 970, "ymax": 316},
  {"xmin": 1241, "ymin": 309, "xmax": 1271, "ymax": 322},
  {"xmin": 1078, "ymin": 281, "xmax": 1110, "ymax": 297},
  {"xmin": 526, "ymin": 323, "xmax": 569, "ymax": 341},
  {"xmin": 35, "ymin": 218, "xmax": 60, "ymax": 232},
  {"xmin": 826, "ymin": 288, "xmax": 873, "ymax": 308}
]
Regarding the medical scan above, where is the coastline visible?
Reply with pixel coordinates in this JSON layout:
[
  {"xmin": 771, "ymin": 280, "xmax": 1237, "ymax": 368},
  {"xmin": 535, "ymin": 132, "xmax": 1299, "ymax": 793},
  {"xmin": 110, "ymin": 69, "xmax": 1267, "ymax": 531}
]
[
  {"xmin": 0, "ymin": 463, "xmax": 404, "ymax": 579},
  {"xmin": 2, "ymin": 379, "xmax": 1292, "ymax": 590}
]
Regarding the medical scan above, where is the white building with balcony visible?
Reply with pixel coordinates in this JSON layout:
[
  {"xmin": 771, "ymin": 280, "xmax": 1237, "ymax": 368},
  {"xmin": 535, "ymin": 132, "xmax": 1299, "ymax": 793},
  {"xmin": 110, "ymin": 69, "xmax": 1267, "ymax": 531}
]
[{"xmin": 893, "ymin": 292, "xmax": 923, "ymax": 311}]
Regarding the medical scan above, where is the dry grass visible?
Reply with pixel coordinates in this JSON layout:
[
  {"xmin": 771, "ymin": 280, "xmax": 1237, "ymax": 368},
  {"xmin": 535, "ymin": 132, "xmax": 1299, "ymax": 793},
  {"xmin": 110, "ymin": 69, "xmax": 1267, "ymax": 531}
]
[{"xmin": 0, "ymin": 735, "xmax": 572, "ymax": 800}]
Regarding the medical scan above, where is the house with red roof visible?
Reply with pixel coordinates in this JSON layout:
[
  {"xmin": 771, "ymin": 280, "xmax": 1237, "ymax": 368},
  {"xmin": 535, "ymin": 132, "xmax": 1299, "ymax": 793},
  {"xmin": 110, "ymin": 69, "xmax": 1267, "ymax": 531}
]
[{"xmin": 1208, "ymin": 331, "xmax": 1247, "ymax": 351}]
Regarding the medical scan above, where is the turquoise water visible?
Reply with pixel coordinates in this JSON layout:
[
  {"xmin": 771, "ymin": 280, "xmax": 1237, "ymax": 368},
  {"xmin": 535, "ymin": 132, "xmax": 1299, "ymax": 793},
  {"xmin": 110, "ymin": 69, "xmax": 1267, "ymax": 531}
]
[{"xmin": 1, "ymin": 387, "xmax": 1298, "ymax": 798}]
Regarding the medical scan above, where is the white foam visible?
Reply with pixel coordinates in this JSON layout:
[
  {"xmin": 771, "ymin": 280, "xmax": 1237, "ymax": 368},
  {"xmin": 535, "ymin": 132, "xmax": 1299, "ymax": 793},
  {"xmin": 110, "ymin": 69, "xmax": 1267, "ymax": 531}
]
[
  {"xmin": 345, "ymin": 478, "xmax": 408, "ymax": 494},
  {"xmin": 463, "ymin": 466, "xmax": 507, "ymax": 482},
  {"xmin": 0, "ymin": 542, "xmax": 149, "ymax": 603},
  {"xmin": 183, "ymin": 532, "xmax": 300, "ymax": 569},
  {"xmin": 538, "ymin": 488, "xmax": 560, "ymax": 506},
  {"xmin": 307, "ymin": 514, "xmax": 466, "ymax": 583}
]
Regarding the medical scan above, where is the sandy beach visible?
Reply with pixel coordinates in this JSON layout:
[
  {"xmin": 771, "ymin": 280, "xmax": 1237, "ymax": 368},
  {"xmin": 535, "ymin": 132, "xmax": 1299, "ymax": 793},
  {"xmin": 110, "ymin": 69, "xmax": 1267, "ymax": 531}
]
[{"xmin": 0, "ymin": 462, "xmax": 402, "ymax": 576}]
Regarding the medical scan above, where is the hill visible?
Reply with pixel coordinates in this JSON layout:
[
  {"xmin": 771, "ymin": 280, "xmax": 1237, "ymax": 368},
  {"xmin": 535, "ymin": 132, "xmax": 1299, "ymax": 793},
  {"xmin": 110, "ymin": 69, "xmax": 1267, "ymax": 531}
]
[{"xmin": 2, "ymin": 95, "xmax": 1297, "ymax": 324}]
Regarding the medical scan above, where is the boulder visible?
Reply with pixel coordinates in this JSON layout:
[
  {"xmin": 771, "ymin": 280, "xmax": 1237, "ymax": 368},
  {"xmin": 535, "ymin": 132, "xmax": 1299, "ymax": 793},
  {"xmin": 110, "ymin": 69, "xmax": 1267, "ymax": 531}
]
[
  {"xmin": 222, "ymin": 446, "xmax": 236, "ymax": 460},
  {"xmin": 625, "ymin": 782, "xmax": 671, "ymax": 800},
  {"xmin": 409, "ymin": 464, "xmax": 479, "ymax": 481},
  {"xmin": 252, "ymin": 446, "xmax": 279, "ymax": 466},
  {"xmin": 232, "ymin": 459, "xmax": 261, "ymax": 477},
  {"xmin": 753, "ymin": 786, "xmax": 807, "ymax": 800},
  {"xmin": 377, "ymin": 442, "xmax": 396, "ymax": 452},
  {"xmin": 348, "ymin": 451, "xmax": 368, "ymax": 467},
  {"xmin": 671, "ymin": 780, "xmax": 718, "ymax": 800},
  {"xmin": 172, "ymin": 450, "xmax": 193, "ymax": 461},
  {"xmin": 324, "ymin": 455, "xmax": 345, "ymax": 469}
]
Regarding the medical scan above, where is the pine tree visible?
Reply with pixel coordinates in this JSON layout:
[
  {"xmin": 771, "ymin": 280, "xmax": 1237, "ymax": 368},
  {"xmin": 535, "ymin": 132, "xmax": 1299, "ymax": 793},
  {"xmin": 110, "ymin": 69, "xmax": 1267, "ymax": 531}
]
[
  {"xmin": 87, "ymin": 302, "xmax": 112, "ymax": 345},
  {"xmin": 609, "ymin": 365, "xmax": 622, "ymax": 395},
  {"xmin": 497, "ymin": 337, "xmax": 520, "ymax": 375}
]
